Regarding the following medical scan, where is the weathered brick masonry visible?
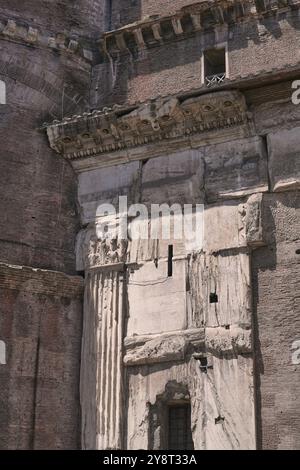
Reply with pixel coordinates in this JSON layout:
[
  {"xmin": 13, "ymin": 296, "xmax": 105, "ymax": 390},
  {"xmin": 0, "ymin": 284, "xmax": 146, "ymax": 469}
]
[
  {"xmin": 0, "ymin": 0, "xmax": 106, "ymax": 449},
  {"xmin": 0, "ymin": 263, "xmax": 83, "ymax": 449}
]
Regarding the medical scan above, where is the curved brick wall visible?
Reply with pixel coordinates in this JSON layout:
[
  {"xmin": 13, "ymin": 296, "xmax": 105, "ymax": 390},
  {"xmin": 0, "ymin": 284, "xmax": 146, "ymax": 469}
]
[
  {"xmin": 0, "ymin": 29, "xmax": 91, "ymax": 273},
  {"xmin": 0, "ymin": 3, "xmax": 97, "ymax": 449},
  {"xmin": 0, "ymin": 0, "xmax": 105, "ymax": 37}
]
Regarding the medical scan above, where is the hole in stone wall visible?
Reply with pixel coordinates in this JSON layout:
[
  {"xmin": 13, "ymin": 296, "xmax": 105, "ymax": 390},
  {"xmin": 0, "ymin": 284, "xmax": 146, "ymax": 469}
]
[
  {"xmin": 215, "ymin": 415, "xmax": 225, "ymax": 425},
  {"xmin": 199, "ymin": 356, "xmax": 207, "ymax": 368},
  {"xmin": 296, "ymin": 249, "xmax": 300, "ymax": 255},
  {"xmin": 210, "ymin": 292, "xmax": 218, "ymax": 303},
  {"xmin": 168, "ymin": 245, "xmax": 173, "ymax": 277},
  {"xmin": 186, "ymin": 274, "xmax": 190, "ymax": 292},
  {"xmin": 194, "ymin": 355, "xmax": 213, "ymax": 373},
  {"xmin": 225, "ymin": 325, "xmax": 230, "ymax": 330},
  {"xmin": 198, "ymin": 357, "xmax": 208, "ymax": 373}
]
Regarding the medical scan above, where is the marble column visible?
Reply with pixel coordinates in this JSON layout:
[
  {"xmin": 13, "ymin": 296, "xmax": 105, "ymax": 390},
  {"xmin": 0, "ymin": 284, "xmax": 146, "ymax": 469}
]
[{"xmin": 80, "ymin": 266, "xmax": 126, "ymax": 449}]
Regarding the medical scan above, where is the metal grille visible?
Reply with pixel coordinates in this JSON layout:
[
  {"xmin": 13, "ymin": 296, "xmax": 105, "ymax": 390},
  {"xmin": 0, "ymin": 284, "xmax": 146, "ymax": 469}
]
[
  {"xmin": 205, "ymin": 73, "xmax": 226, "ymax": 88},
  {"xmin": 168, "ymin": 404, "xmax": 194, "ymax": 450}
]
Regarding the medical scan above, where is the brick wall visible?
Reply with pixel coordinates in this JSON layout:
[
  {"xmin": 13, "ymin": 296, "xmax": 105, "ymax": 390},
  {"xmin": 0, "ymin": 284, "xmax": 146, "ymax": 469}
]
[
  {"xmin": 93, "ymin": 10, "xmax": 300, "ymax": 108},
  {"xmin": 112, "ymin": 0, "xmax": 200, "ymax": 28},
  {"xmin": 0, "ymin": 3, "xmax": 93, "ymax": 448},
  {"xmin": 0, "ymin": 0, "xmax": 106, "ymax": 37},
  {"xmin": 0, "ymin": 263, "xmax": 83, "ymax": 449},
  {"xmin": 0, "ymin": 39, "xmax": 91, "ymax": 274},
  {"xmin": 252, "ymin": 191, "xmax": 300, "ymax": 449}
]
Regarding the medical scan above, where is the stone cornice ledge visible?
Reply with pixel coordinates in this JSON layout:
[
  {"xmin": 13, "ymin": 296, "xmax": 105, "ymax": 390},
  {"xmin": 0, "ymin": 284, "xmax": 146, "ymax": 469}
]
[
  {"xmin": 98, "ymin": 0, "xmax": 299, "ymax": 55},
  {"xmin": 123, "ymin": 326, "xmax": 252, "ymax": 366},
  {"xmin": 46, "ymin": 90, "xmax": 253, "ymax": 171}
]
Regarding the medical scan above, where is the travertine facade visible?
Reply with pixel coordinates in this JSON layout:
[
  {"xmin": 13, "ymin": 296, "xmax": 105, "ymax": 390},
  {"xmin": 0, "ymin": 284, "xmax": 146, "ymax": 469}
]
[{"xmin": 0, "ymin": 0, "xmax": 300, "ymax": 450}]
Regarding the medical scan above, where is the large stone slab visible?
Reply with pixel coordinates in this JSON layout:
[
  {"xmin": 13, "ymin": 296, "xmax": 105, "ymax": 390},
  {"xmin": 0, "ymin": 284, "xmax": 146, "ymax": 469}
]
[
  {"xmin": 203, "ymin": 201, "xmax": 243, "ymax": 253},
  {"xmin": 188, "ymin": 251, "xmax": 252, "ymax": 328},
  {"xmin": 141, "ymin": 149, "xmax": 204, "ymax": 207},
  {"xmin": 126, "ymin": 355, "xmax": 255, "ymax": 450},
  {"xmin": 267, "ymin": 127, "xmax": 300, "ymax": 192},
  {"xmin": 127, "ymin": 258, "xmax": 187, "ymax": 336},
  {"xmin": 77, "ymin": 161, "xmax": 140, "ymax": 225},
  {"xmin": 203, "ymin": 136, "xmax": 268, "ymax": 202}
]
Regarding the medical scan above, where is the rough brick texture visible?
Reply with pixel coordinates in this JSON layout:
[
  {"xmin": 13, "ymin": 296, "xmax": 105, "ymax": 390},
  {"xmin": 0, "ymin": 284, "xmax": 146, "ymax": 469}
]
[
  {"xmin": 0, "ymin": 263, "xmax": 83, "ymax": 449},
  {"xmin": 112, "ymin": 0, "xmax": 200, "ymax": 28},
  {"xmin": 252, "ymin": 192, "xmax": 300, "ymax": 449},
  {"xmin": 0, "ymin": 37, "xmax": 91, "ymax": 273},
  {"xmin": 0, "ymin": 0, "xmax": 106, "ymax": 38},
  {"xmin": 92, "ymin": 10, "xmax": 300, "ymax": 108},
  {"xmin": 0, "ymin": 0, "xmax": 96, "ymax": 450}
]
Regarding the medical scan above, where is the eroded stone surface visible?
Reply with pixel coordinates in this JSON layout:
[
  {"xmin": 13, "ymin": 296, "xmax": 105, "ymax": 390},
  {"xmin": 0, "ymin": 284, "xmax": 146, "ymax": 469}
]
[{"xmin": 268, "ymin": 127, "xmax": 300, "ymax": 192}]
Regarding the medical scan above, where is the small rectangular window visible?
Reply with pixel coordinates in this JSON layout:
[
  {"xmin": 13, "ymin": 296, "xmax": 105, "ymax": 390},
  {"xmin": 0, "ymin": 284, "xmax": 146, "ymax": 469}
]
[
  {"xmin": 204, "ymin": 48, "xmax": 226, "ymax": 87},
  {"xmin": 168, "ymin": 404, "xmax": 194, "ymax": 450}
]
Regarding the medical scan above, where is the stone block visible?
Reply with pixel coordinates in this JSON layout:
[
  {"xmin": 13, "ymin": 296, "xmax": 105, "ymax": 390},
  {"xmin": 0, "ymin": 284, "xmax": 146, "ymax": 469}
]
[
  {"xmin": 127, "ymin": 259, "xmax": 187, "ymax": 336},
  {"xmin": 267, "ymin": 127, "xmax": 300, "ymax": 192}
]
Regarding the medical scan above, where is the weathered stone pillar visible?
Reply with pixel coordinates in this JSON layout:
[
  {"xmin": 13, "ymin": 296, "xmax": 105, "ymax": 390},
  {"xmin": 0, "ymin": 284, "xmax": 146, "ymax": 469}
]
[
  {"xmin": 81, "ymin": 267, "xmax": 126, "ymax": 449},
  {"xmin": 79, "ymin": 231, "xmax": 127, "ymax": 450}
]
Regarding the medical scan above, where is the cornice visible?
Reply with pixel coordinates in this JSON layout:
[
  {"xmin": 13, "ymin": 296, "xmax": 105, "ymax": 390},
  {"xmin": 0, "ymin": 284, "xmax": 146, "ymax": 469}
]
[
  {"xmin": 46, "ymin": 89, "xmax": 253, "ymax": 168},
  {"xmin": 0, "ymin": 17, "xmax": 94, "ymax": 63},
  {"xmin": 123, "ymin": 325, "xmax": 252, "ymax": 366},
  {"xmin": 98, "ymin": 0, "xmax": 299, "ymax": 56},
  {"xmin": 45, "ymin": 61, "xmax": 300, "ymax": 172}
]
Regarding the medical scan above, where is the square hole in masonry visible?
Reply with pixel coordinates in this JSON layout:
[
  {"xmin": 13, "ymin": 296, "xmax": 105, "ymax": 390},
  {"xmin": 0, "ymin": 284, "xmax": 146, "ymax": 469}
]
[{"xmin": 209, "ymin": 292, "xmax": 218, "ymax": 303}]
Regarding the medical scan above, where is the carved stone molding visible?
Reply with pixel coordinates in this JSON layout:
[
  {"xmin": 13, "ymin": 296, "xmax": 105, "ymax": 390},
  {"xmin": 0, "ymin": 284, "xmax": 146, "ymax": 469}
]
[
  {"xmin": 86, "ymin": 237, "xmax": 128, "ymax": 270},
  {"xmin": 76, "ymin": 226, "xmax": 128, "ymax": 271},
  {"xmin": 98, "ymin": 0, "xmax": 298, "ymax": 56},
  {"xmin": 238, "ymin": 193, "xmax": 266, "ymax": 247},
  {"xmin": 47, "ymin": 90, "xmax": 253, "ymax": 166}
]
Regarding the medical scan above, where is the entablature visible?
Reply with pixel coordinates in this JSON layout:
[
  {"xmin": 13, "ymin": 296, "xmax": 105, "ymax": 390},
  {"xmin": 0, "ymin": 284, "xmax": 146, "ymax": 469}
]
[{"xmin": 46, "ymin": 89, "xmax": 254, "ymax": 170}]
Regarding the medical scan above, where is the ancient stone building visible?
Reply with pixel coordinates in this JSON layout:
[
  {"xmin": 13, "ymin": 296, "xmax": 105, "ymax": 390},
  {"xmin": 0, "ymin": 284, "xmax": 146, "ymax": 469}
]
[{"xmin": 0, "ymin": 0, "xmax": 300, "ymax": 450}]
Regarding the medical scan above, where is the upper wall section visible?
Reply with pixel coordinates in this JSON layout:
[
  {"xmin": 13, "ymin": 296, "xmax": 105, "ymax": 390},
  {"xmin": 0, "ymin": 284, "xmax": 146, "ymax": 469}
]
[
  {"xmin": 111, "ymin": 0, "xmax": 201, "ymax": 29},
  {"xmin": 0, "ymin": 0, "xmax": 107, "ymax": 38},
  {"xmin": 93, "ymin": 2, "xmax": 300, "ymax": 107}
]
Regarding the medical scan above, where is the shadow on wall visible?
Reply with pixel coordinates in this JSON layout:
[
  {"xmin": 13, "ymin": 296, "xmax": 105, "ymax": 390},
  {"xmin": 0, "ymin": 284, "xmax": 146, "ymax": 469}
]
[
  {"xmin": 251, "ymin": 191, "xmax": 300, "ymax": 449},
  {"xmin": 112, "ymin": 0, "xmax": 141, "ymax": 29}
]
